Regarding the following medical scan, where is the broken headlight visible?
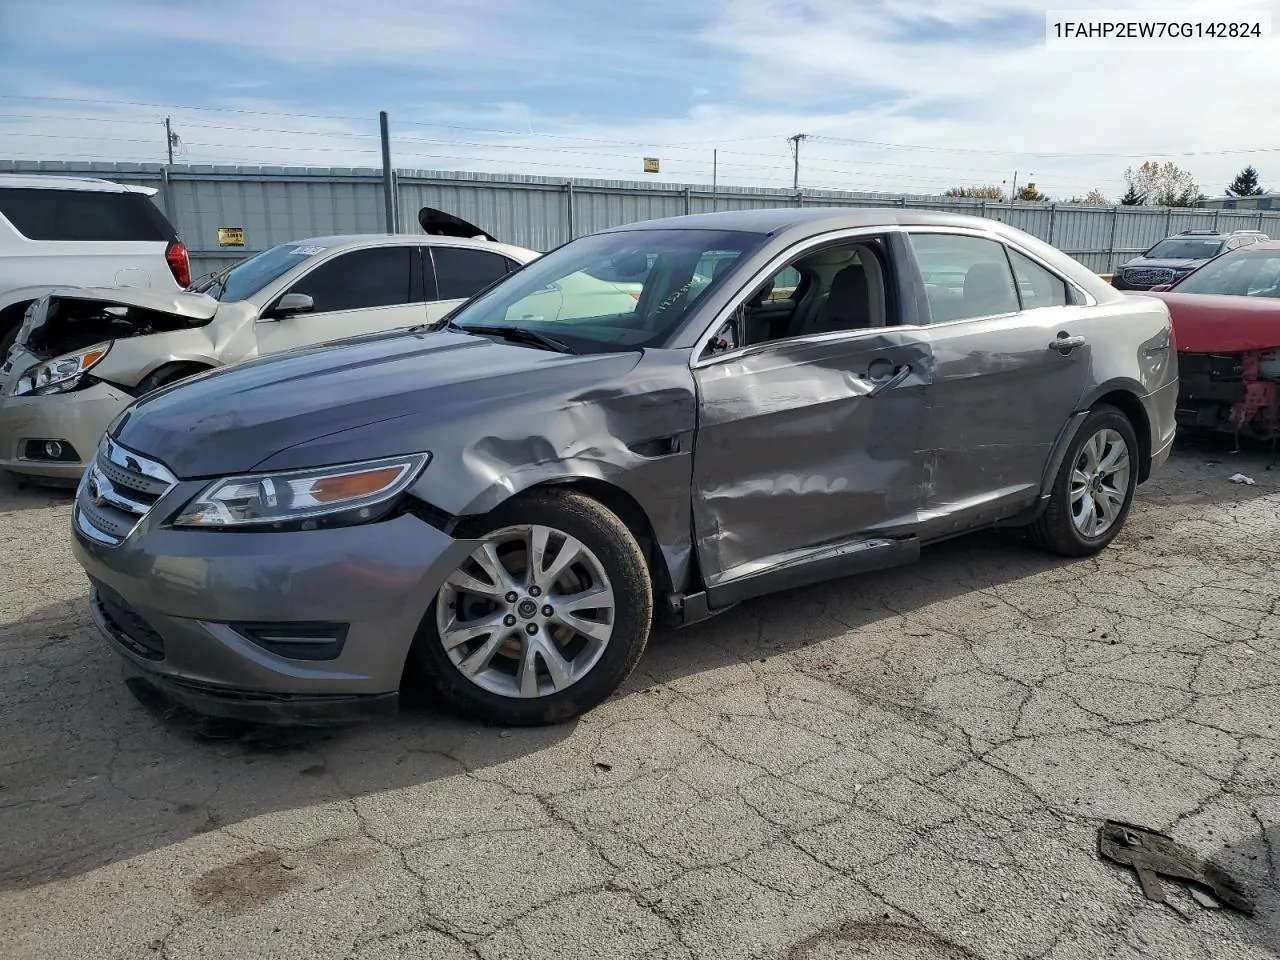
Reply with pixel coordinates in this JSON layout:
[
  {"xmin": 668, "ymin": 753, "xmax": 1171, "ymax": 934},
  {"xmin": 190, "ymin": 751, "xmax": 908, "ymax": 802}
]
[
  {"xmin": 12, "ymin": 343, "xmax": 112, "ymax": 397},
  {"xmin": 172, "ymin": 454, "xmax": 430, "ymax": 530}
]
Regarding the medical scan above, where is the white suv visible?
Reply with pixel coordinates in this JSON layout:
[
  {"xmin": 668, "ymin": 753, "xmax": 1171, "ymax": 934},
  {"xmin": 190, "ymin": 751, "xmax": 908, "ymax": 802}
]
[{"xmin": 0, "ymin": 174, "xmax": 190, "ymax": 358}]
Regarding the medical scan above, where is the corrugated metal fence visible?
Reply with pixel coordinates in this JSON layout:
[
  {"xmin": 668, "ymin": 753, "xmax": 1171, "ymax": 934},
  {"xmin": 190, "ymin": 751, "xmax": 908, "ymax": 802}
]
[{"xmin": 6, "ymin": 160, "xmax": 1280, "ymax": 278}]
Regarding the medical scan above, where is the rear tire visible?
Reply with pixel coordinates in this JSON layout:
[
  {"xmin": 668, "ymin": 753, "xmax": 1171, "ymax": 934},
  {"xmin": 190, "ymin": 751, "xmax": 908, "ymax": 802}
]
[
  {"xmin": 411, "ymin": 490, "xmax": 653, "ymax": 726},
  {"xmin": 1028, "ymin": 405, "xmax": 1139, "ymax": 557}
]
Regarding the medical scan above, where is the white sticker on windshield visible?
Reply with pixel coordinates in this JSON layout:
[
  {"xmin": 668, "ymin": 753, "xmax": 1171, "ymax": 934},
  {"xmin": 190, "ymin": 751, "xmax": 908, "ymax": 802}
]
[{"xmin": 291, "ymin": 245, "xmax": 327, "ymax": 256}]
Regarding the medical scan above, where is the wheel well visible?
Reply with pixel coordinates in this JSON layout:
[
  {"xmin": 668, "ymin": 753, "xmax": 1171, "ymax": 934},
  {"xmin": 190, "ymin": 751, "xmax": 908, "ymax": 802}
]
[
  {"xmin": 1095, "ymin": 390, "xmax": 1152, "ymax": 482},
  {"xmin": 0, "ymin": 300, "xmax": 34, "ymax": 342},
  {"xmin": 138, "ymin": 361, "xmax": 214, "ymax": 392},
  {"xmin": 526, "ymin": 478, "xmax": 670, "ymax": 597}
]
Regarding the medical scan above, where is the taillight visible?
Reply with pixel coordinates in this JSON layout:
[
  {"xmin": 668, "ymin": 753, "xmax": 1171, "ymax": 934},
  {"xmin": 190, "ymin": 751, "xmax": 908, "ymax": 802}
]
[{"xmin": 166, "ymin": 240, "xmax": 191, "ymax": 288}]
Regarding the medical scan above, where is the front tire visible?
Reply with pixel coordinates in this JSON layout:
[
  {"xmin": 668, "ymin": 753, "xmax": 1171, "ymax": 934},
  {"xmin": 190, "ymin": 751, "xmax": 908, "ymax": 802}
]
[
  {"xmin": 1029, "ymin": 405, "xmax": 1139, "ymax": 557},
  {"xmin": 411, "ymin": 490, "xmax": 653, "ymax": 725}
]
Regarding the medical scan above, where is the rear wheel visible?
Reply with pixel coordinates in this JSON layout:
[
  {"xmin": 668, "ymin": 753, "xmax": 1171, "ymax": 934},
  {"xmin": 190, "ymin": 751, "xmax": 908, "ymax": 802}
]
[
  {"xmin": 1028, "ymin": 405, "xmax": 1139, "ymax": 557},
  {"xmin": 412, "ymin": 490, "xmax": 653, "ymax": 725}
]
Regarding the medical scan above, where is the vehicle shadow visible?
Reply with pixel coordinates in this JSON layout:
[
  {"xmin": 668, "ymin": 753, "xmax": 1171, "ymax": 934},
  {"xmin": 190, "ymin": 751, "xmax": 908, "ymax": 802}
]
[
  {"xmin": 0, "ymin": 527, "xmax": 1070, "ymax": 894},
  {"xmin": 0, "ymin": 472, "xmax": 77, "ymax": 515},
  {"xmin": 1202, "ymin": 823, "xmax": 1280, "ymax": 954}
]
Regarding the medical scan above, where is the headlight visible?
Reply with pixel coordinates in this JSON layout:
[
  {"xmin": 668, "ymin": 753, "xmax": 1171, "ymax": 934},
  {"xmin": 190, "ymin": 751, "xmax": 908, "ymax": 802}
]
[
  {"xmin": 12, "ymin": 343, "xmax": 112, "ymax": 396},
  {"xmin": 172, "ymin": 453, "xmax": 430, "ymax": 529}
]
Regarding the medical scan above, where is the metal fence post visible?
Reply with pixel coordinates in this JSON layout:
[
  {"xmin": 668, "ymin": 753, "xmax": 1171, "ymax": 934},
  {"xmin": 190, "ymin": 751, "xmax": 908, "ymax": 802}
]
[
  {"xmin": 1108, "ymin": 206, "xmax": 1121, "ymax": 271},
  {"xmin": 1164, "ymin": 206, "xmax": 1173, "ymax": 237},
  {"xmin": 1048, "ymin": 203, "xmax": 1057, "ymax": 245},
  {"xmin": 565, "ymin": 181, "xmax": 575, "ymax": 242},
  {"xmin": 1213, "ymin": 209, "xmax": 1222, "ymax": 232},
  {"xmin": 684, "ymin": 187, "xmax": 692, "ymax": 215}
]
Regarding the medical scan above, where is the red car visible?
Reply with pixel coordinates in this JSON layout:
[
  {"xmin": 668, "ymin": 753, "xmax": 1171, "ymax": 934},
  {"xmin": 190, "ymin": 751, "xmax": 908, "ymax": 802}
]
[{"xmin": 1140, "ymin": 240, "xmax": 1280, "ymax": 440}]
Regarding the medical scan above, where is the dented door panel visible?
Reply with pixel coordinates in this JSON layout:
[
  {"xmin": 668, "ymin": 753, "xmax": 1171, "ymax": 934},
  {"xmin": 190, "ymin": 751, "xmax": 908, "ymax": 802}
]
[
  {"xmin": 917, "ymin": 307, "xmax": 1091, "ymax": 538},
  {"xmin": 691, "ymin": 332, "xmax": 933, "ymax": 588}
]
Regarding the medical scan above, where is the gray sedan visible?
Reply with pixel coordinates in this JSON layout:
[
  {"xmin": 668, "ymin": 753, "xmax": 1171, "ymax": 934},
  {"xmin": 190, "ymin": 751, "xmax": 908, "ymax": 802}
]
[{"xmin": 70, "ymin": 208, "xmax": 1177, "ymax": 726}]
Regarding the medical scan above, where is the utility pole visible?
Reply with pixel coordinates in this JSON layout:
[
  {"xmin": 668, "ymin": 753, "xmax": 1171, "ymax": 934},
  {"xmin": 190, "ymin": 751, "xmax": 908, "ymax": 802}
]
[
  {"xmin": 1009, "ymin": 170, "xmax": 1018, "ymax": 202},
  {"xmin": 379, "ymin": 111, "xmax": 395, "ymax": 234},
  {"xmin": 789, "ymin": 133, "xmax": 807, "ymax": 191},
  {"xmin": 162, "ymin": 117, "xmax": 175, "ymax": 217}
]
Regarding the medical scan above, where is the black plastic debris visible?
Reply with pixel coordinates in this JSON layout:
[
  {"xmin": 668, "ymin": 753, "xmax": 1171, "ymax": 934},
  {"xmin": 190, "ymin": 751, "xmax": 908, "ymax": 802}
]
[{"xmin": 1098, "ymin": 820, "xmax": 1255, "ymax": 914}]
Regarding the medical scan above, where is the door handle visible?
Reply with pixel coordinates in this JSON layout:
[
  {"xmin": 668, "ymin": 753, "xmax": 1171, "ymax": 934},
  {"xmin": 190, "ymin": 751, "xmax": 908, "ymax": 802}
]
[
  {"xmin": 1050, "ymin": 333, "xmax": 1086, "ymax": 354},
  {"xmin": 869, "ymin": 364, "xmax": 911, "ymax": 397}
]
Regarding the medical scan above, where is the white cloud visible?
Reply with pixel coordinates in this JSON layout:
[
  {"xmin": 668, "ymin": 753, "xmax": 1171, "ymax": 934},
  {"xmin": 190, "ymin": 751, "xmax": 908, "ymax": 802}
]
[{"xmin": 3, "ymin": 0, "xmax": 1280, "ymax": 201}]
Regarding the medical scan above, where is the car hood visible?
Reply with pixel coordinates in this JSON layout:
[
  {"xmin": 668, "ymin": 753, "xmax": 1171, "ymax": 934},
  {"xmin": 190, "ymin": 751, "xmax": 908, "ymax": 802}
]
[
  {"xmin": 1121, "ymin": 258, "xmax": 1206, "ymax": 270},
  {"xmin": 111, "ymin": 329, "xmax": 643, "ymax": 477},
  {"xmin": 51, "ymin": 286, "xmax": 220, "ymax": 321},
  {"xmin": 1143, "ymin": 292, "xmax": 1280, "ymax": 353}
]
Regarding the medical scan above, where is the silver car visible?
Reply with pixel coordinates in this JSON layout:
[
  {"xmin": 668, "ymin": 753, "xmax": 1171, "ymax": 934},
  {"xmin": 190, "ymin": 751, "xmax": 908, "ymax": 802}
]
[
  {"xmin": 69, "ymin": 208, "xmax": 1177, "ymax": 727},
  {"xmin": 0, "ymin": 233, "xmax": 539, "ymax": 480}
]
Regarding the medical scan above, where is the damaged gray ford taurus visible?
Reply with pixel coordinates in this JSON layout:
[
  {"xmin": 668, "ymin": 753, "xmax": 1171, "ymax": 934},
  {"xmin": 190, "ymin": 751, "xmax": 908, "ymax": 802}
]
[{"xmin": 70, "ymin": 209, "xmax": 1177, "ymax": 727}]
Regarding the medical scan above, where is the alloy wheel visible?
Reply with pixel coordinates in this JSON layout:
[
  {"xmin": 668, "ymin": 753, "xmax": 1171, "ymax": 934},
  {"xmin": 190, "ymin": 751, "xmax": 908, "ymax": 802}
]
[
  {"xmin": 1069, "ymin": 428, "xmax": 1132, "ymax": 538},
  {"xmin": 435, "ymin": 524, "xmax": 617, "ymax": 699}
]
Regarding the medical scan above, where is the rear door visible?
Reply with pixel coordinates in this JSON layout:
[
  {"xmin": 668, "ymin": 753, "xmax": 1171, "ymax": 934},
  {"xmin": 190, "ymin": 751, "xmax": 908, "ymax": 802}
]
[
  {"xmin": 254, "ymin": 245, "xmax": 423, "ymax": 355},
  {"xmin": 904, "ymin": 230, "xmax": 1090, "ymax": 538},
  {"xmin": 425, "ymin": 245, "xmax": 518, "ymax": 322}
]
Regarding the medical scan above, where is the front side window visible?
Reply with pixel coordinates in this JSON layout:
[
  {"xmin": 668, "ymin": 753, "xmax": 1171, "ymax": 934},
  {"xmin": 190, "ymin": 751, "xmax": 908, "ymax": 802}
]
[
  {"xmin": 431, "ymin": 247, "xmax": 513, "ymax": 301},
  {"xmin": 1175, "ymin": 250, "xmax": 1280, "ymax": 298},
  {"xmin": 909, "ymin": 233, "xmax": 1019, "ymax": 322},
  {"xmin": 287, "ymin": 246, "xmax": 412, "ymax": 313},
  {"xmin": 448, "ymin": 228, "xmax": 766, "ymax": 353}
]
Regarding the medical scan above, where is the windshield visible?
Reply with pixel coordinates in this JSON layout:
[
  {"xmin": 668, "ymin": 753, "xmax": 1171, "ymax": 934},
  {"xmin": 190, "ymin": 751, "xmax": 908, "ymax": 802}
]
[
  {"xmin": 198, "ymin": 242, "xmax": 328, "ymax": 302},
  {"xmin": 446, "ymin": 228, "xmax": 765, "ymax": 352},
  {"xmin": 1174, "ymin": 249, "xmax": 1280, "ymax": 298},
  {"xmin": 1144, "ymin": 239, "xmax": 1224, "ymax": 260}
]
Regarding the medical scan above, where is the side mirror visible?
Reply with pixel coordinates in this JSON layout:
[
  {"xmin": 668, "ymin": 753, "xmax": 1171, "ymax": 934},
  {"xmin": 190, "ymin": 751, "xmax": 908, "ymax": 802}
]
[
  {"xmin": 266, "ymin": 292, "xmax": 314, "ymax": 319},
  {"xmin": 1148, "ymin": 283, "xmax": 1172, "ymax": 292}
]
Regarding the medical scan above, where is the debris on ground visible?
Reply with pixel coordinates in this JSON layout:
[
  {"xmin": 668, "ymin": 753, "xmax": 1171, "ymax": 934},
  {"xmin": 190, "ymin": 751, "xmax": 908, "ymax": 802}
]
[
  {"xmin": 1228, "ymin": 473, "xmax": 1257, "ymax": 485},
  {"xmin": 1097, "ymin": 820, "xmax": 1255, "ymax": 915}
]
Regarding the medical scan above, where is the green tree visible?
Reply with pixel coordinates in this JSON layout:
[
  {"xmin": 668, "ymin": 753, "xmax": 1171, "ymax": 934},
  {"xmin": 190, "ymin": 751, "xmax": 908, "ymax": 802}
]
[
  {"xmin": 1123, "ymin": 161, "xmax": 1201, "ymax": 207},
  {"xmin": 1226, "ymin": 165, "xmax": 1265, "ymax": 197},
  {"xmin": 1120, "ymin": 184, "xmax": 1145, "ymax": 205}
]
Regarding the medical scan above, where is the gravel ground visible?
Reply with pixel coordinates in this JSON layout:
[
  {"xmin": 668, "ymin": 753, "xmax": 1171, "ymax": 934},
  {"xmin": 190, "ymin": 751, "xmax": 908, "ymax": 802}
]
[{"xmin": 1, "ymin": 442, "xmax": 1278, "ymax": 960}]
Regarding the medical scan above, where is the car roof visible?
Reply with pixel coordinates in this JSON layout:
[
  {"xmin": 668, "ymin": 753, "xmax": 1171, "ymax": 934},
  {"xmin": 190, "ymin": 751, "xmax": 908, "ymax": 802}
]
[
  {"xmin": 598, "ymin": 207, "xmax": 1007, "ymax": 237},
  {"xmin": 0, "ymin": 173, "xmax": 157, "ymax": 197},
  {"xmin": 285, "ymin": 233, "xmax": 536, "ymax": 259}
]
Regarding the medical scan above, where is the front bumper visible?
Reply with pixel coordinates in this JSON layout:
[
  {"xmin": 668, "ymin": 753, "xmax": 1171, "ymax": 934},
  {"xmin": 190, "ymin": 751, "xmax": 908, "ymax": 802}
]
[
  {"xmin": 0, "ymin": 381, "xmax": 130, "ymax": 480},
  {"xmin": 73, "ymin": 507, "xmax": 477, "ymax": 724}
]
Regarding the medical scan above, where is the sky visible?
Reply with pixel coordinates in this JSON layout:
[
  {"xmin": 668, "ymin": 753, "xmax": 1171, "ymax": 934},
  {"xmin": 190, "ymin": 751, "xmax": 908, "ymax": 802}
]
[{"xmin": 2, "ymin": 0, "xmax": 1279, "ymax": 201}]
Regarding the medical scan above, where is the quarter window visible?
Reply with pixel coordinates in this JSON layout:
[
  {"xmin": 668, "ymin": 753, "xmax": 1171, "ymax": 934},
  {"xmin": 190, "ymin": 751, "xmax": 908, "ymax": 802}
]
[
  {"xmin": 431, "ymin": 247, "xmax": 513, "ymax": 301},
  {"xmin": 287, "ymin": 246, "xmax": 412, "ymax": 313},
  {"xmin": 909, "ymin": 234, "xmax": 1019, "ymax": 323},
  {"xmin": 0, "ymin": 188, "xmax": 176, "ymax": 242}
]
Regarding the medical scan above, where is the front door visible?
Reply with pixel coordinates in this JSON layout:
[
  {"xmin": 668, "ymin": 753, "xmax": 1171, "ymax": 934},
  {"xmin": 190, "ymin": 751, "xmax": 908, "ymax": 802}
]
[
  {"xmin": 905, "ymin": 231, "xmax": 1091, "ymax": 537},
  {"xmin": 255, "ymin": 245, "xmax": 426, "ymax": 356},
  {"xmin": 690, "ymin": 236, "xmax": 934, "ymax": 605}
]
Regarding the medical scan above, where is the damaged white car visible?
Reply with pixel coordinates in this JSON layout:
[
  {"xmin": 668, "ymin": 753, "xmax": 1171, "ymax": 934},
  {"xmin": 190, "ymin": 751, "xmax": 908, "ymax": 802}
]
[{"xmin": 0, "ymin": 232, "xmax": 539, "ymax": 481}]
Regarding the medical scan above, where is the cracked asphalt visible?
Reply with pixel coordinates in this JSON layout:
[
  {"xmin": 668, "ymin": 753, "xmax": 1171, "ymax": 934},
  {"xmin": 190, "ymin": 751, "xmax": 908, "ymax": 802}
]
[{"xmin": 2, "ymin": 441, "xmax": 1279, "ymax": 959}]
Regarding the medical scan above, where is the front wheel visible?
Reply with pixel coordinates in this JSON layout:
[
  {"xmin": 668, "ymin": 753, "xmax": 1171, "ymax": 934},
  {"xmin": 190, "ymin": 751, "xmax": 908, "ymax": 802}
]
[
  {"xmin": 1028, "ymin": 405, "xmax": 1139, "ymax": 557},
  {"xmin": 411, "ymin": 490, "xmax": 653, "ymax": 725}
]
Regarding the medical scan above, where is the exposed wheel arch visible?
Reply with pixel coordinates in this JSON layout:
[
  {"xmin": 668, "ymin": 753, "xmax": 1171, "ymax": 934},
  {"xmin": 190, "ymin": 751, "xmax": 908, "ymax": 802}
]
[
  {"xmin": 135, "ymin": 360, "xmax": 216, "ymax": 395},
  {"xmin": 0, "ymin": 299, "xmax": 35, "ymax": 359},
  {"xmin": 1092, "ymin": 389, "xmax": 1152, "ymax": 483}
]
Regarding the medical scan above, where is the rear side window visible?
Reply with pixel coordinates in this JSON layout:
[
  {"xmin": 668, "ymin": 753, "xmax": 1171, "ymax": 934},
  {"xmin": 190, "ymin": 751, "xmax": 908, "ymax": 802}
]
[
  {"xmin": 431, "ymin": 247, "xmax": 514, "ymax": 301},
  {"xmin": 287, "ymin": 246, "xmax": 413, "ymax": 313},
  {"xmin": 1007, "ymin": 247, "xmax": 1069, "ymax": 309},
  {"xmin": 908, "ymin": 233, "xmax": 1019, "ymax": 322},
  {"xmin": 0, "ymin": 188, "xmax": 176, "ymax": 242}
]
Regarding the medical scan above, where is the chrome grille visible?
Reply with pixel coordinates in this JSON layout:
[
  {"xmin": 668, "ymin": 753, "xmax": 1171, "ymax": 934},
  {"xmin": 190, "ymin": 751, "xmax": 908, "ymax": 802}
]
[
  {"xmin": 74, "ymin": 437, "xmax": 177, "ymax": 546},
  {"xmin": 1124, "ymin": 267, "xmax": 1176, "ymax": 287}
]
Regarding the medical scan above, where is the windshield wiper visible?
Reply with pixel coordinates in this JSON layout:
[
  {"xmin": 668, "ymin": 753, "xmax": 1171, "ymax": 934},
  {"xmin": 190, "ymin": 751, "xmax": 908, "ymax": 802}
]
[{"xmin": 462, "ymin": 324, "xmax": 576, "ymax": 354}]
